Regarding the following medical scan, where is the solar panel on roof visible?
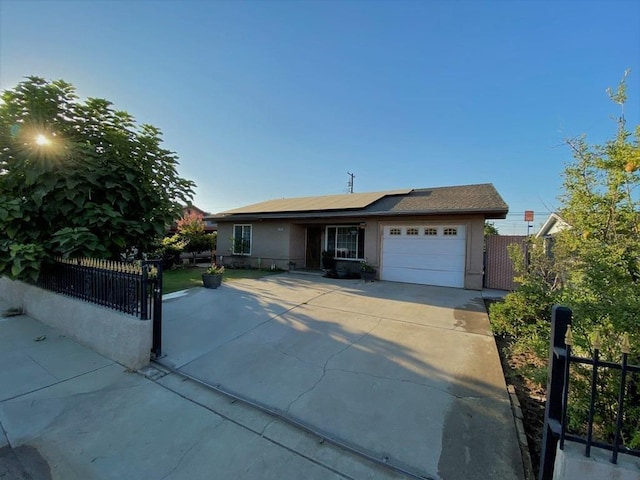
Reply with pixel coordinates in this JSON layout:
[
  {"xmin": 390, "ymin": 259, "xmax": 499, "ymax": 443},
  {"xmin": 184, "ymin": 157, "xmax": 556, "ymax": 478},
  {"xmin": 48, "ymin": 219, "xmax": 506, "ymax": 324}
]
[{"xmin": 221, "ymin": 189, "xmax": 412, "ymax": 214}]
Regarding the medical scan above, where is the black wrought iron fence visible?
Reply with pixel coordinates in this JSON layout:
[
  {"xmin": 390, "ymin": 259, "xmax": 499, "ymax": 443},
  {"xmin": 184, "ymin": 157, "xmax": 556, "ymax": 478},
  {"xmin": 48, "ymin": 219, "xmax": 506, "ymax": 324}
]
[
  {"xmin": 36, "ymin": 257, "xmax": 163, "ymax": 356},
  {"xmin": 539, "ymin": 306, "xmax": 640, "ymax": 480}
]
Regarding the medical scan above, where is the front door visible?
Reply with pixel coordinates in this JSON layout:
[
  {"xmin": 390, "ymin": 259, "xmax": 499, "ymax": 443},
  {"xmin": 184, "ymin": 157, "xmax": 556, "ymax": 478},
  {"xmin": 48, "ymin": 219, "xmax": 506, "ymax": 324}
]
[{"xmin": 305, "ymin": 226, "xmax": 322, "ymax": 269}]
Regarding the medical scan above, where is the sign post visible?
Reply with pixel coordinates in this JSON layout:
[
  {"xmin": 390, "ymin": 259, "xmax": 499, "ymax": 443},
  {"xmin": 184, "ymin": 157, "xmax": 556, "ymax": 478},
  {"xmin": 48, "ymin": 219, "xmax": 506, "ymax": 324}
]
[{"xmin": 524, "ymin": 210, "xmax": 534, "ymax": 235}]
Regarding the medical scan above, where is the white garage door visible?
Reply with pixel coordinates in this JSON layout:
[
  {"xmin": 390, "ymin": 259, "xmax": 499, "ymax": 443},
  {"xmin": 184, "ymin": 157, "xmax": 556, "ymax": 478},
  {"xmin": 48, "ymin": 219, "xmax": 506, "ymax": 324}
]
[{"xmin": 381, "ymin": 225, "xmax": 466, "ymax": 288}]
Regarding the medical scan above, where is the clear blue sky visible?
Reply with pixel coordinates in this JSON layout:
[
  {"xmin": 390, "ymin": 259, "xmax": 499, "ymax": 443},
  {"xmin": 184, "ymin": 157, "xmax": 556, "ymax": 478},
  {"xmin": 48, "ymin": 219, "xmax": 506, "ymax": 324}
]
[{"xmin": 1, "ymin": 0, "xmax": 638, "ymax": 234}]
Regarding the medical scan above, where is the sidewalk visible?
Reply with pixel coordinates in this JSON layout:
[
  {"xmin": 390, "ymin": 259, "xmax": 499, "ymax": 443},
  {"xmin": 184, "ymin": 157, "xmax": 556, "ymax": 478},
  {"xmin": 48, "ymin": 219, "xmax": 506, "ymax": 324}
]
[{"xmin": 0, "ymin": 302, "xmax": 402, "ymax": 480}]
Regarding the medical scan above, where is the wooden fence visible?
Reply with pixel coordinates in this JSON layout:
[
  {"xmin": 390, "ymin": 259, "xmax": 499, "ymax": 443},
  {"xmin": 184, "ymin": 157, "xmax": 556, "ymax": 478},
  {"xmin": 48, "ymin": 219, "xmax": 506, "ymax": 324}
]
[{"xmin": 484, "ymin": 235, "xmax": 527, "ymax": 290}]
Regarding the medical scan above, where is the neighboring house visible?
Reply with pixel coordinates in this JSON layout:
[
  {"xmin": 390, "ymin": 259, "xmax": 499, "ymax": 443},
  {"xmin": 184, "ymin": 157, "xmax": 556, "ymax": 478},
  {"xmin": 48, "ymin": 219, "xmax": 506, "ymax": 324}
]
[
  {"xmin": 535, "ymin": 213, "xmax": 571, "ymax": 260},
  {"xmin": 213, "ymin": 183, "xmax": 508, "ymax": 290},
  {"xmin": 169, "ymin": 204, "xmax": 217, "ymax": 234},
  {"xmin": 535, "ymin": 213, "xmax": 570, "ymax": 238},
  {"xmin": 183, "ymin": 205, "xmax": 208, "ymax": 217}
]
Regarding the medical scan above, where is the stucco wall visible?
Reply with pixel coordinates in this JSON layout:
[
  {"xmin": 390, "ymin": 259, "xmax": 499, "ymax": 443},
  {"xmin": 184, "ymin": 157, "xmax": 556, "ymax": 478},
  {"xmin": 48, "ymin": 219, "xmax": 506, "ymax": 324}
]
[
  {"xmin": 362, "ymin": 221, "xmax": 379, "ymax": 267},
  {"xmin": 217, "ymin": 221, "xmax": 293, "ymax": 269},
  {"xmin": 217, "ymin": 214, "xmax": 487, "ymax": 289},
  {"xmin": 465, "ymin": 217, "xmax": 485, "ymax": 289},
  {"xmin": 216, "ymin": 223, "xmax": 232, "ymax": 262},
  {"xmin": 0, "ymin": 277, "xmax": 152, "ymax": 369},
  {"xmin": 251, "ymin": 222, "xmax": 291, "ymax": 262}
]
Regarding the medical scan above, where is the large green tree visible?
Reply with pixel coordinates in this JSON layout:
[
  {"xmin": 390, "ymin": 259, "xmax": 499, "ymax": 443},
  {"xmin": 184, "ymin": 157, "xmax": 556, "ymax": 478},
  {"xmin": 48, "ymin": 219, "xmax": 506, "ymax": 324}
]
[
  {"xmin": 559, "ymin": 72, "xmax": 640, "ymax": 340},
  {"xmin": 490, "ymin": 71, "xmax": 640, "ymax": 448},
  {"xmin": 0, "ymin": 76, "xmax": 195, "ymax": 280}
]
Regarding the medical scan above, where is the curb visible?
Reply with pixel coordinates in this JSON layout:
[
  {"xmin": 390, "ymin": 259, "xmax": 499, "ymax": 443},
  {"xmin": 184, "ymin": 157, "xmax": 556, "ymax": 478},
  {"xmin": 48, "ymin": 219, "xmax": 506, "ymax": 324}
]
[
  {"xmin": 507, "ymin": 384, "xmax": 535, "ymax": 480},
  {"xmin": 150, "ymin": 361, "xmax": 430, "ymax": 480}
]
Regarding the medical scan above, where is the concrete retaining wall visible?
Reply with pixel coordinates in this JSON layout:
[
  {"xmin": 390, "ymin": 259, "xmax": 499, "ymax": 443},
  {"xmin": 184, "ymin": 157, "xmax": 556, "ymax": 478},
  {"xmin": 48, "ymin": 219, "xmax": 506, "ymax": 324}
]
[
  {"xmin": 0, "ymin": 277, "xmax": 152, "ymax": 370},
  {"xmin": 554, "ymin": 441, "xmax": 640, "ymax": 480}
]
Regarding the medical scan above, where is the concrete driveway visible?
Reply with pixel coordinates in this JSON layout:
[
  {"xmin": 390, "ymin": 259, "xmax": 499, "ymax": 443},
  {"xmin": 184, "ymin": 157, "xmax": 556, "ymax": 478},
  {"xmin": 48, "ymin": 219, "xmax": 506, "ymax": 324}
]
[{"xmin": 160, "ymin": 274, "xmax": 524, "ymax": 480}]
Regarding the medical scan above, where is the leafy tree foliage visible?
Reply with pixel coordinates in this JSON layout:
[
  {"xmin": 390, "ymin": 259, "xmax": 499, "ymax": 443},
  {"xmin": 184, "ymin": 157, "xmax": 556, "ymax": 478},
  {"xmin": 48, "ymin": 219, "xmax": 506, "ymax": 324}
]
[
  {"xmin": 490, "ymin": 72, "xmax": 640, "ymax": 447},
  {"xmin": 484, "ymin": 222, "xmax": 499, "ymax": 236},
  {"xmin": 176, "ymin": 210, "xmax": 206, "ymax": 237},
  {"xmin": 175, "ymin": 211, "xmax": 216, "ymax": 263},
  {"xmin": 0, "ymin": 77, "xmax": 195, "ymax": 280},
  {"xmin": 150, "ymin": 234, "xmax": 187, "ymax": 270},
  {"xmin": 490, "ymin": 237, "xmax": 562, "ymax": 358}
]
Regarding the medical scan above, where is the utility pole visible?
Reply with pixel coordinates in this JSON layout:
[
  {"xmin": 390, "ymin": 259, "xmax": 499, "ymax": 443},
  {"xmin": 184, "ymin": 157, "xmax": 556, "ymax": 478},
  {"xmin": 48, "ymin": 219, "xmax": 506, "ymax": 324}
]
[{"xmin": 347, "ymin": 172, "xmax": 355, "ymax": 194}]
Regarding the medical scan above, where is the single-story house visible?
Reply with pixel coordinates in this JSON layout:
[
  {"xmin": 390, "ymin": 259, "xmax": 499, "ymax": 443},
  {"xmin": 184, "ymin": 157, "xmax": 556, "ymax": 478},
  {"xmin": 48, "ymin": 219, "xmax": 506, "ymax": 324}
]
[
  {"xmin": 535, "ymin": 212, "xmax": 571, "ymax": 258},
  {"xmin": 213, "ymin": 183, "xmax": 508, "ymax": 290}
]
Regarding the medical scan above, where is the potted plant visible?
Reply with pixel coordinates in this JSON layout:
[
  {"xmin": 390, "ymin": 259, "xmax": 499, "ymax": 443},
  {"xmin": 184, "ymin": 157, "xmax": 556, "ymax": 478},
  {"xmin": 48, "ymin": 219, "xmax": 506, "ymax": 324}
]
[
  {"xmin": 321, "ymin": 250, "xmax": 336, "ymax": 269},
  {"xmin": 202, "ymin": 263, "xmax": 225, "ymax": 289},
  {"xmin": 321, "ymin": 250, "xmax": 336, "ymax": 277},
  {"xmin": 360, "ymin": 261, "xmax": 377, "ymax": 282}
]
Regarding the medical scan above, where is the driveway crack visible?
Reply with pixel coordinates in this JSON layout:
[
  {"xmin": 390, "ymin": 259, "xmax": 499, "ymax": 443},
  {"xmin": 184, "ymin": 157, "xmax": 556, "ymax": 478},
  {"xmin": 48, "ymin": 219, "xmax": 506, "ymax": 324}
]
[
  {"xmin": 267, "ymin": 344, "xmax": 324, "ymax": 369},
  {"xmin": 285, "ymin": 317, "xmax": 383, "ymax": 412},
  {"xmin": 260, "ymin": 418, "xmax": 277, "ymax": 436}
]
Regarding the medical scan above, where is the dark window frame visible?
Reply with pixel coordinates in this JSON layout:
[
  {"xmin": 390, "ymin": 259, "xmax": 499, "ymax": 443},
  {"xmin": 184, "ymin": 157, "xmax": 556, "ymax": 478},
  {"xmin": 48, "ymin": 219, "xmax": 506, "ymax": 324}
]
[
  {"xmin": 325, "ymin": 225, "xmax": 365, "ymax": 260},
  {"xmin": 233, "ymin": 224, "xmax": 252, "ymax": 255}
]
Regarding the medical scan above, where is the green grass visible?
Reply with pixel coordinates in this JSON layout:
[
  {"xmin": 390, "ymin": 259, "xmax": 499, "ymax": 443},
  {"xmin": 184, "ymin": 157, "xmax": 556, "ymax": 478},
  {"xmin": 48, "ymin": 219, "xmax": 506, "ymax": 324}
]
[{"xmin": 162, "ymin": 266, "xmax": 283, "ymax": 294}]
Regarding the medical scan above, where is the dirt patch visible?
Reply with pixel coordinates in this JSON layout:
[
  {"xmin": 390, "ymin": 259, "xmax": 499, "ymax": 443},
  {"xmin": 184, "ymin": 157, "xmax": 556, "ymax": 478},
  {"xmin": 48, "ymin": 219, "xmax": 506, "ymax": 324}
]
[{"xmin": 495, "ymin": 335, "xmax": 546, "ymax": 477}]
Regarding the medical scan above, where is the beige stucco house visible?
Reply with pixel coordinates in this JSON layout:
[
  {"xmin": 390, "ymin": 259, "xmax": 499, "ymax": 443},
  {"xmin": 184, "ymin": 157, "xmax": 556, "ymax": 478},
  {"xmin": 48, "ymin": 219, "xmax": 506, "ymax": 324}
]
[{"xmin": 211, "ymin": 183, "xmax": 508, "ymax": 290}]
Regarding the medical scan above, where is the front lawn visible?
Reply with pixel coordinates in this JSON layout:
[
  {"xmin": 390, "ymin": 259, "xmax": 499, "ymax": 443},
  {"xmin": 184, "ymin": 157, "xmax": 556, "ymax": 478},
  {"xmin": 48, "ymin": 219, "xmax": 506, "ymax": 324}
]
[{"xmin": 162, "ymin": 266, "xmax": 283, "ymax": 294}]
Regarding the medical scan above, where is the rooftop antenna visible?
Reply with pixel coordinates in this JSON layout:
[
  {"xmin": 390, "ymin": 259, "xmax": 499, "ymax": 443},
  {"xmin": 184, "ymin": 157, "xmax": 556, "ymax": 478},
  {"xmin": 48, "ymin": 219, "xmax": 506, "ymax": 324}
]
[{"xmin": 347, "ymin": 171, "xmax": 355, "ymax": 194}]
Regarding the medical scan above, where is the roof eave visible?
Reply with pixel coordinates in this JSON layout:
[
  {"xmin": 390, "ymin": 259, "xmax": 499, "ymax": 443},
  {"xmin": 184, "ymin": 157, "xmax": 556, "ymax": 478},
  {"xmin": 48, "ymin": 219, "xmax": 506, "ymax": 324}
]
[{"xmin": 215, "ymin": 208, "xmax": 509, "ymax": 222}]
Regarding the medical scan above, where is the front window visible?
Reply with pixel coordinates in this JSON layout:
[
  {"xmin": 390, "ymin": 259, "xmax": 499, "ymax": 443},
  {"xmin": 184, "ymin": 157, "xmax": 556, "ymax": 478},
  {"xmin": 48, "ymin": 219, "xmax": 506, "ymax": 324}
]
[
  {"xmin": 326, "ymin": 226, "xmax": 364, "ymax": 259},
  {"xmin": 233, "ymin": 224, "xmax": 252, "ymax": 255}
]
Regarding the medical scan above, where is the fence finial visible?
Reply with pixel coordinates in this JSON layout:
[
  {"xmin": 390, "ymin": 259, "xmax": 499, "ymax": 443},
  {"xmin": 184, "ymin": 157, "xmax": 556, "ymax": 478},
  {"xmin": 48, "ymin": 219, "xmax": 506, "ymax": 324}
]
[
  {"xmin": 592, "ymin": 331, "xmax": 602, "ymax": 350},
  {"xmin": 621, "ymin": 333, "xmax": 630, "ymax": 354},
  {"xmin": 565, "ymin": 325, "xmax": 574, "ymax": 346}
]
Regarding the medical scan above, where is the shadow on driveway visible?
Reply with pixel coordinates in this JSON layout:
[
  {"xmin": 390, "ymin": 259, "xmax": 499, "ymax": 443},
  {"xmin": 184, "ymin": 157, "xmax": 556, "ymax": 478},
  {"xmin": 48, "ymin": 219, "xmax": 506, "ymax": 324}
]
[{"xmin": 160, "ymin": 274, "xmax": 524, "ymax": 480}]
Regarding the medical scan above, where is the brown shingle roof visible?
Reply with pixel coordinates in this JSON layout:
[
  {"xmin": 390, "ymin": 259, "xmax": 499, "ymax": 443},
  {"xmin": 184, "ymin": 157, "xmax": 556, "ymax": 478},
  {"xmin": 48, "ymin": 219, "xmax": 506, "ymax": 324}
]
[
  {"xmin": 214, "ymin": 183, "xmax": 508, "ymax": 220},
  {"xmin": 364, "ymin": 184, "xmax": 508, "ymax": 214}
]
